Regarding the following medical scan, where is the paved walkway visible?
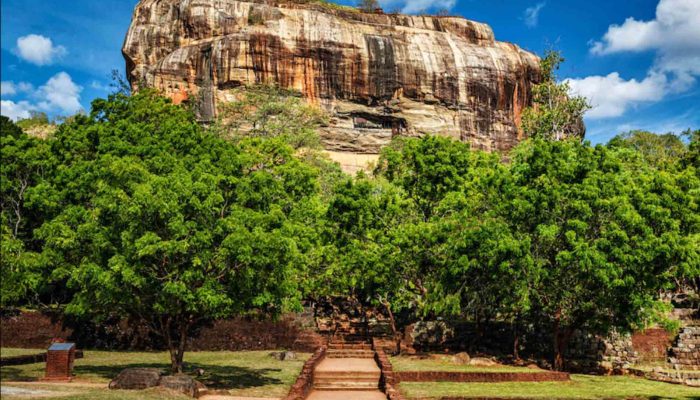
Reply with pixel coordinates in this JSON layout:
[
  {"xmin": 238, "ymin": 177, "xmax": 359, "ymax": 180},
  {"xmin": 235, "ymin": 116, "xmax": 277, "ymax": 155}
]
[
  {"xmin": 307, "ymin": 390, "xmax": 386, "ymax": 400},
  {"xmin": 307, "ymin": 345, "xmax": 386, "ymax": 400},
  {"xmin": 315, "ymin": 358, "xmax": 380, "ymax": 373}
]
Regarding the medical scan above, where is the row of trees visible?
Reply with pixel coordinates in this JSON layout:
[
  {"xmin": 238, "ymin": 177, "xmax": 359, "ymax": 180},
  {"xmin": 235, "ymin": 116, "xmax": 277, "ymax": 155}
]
[{"xmin": 2, "ymin": 63, "xmax": 698, "ymax": 373}]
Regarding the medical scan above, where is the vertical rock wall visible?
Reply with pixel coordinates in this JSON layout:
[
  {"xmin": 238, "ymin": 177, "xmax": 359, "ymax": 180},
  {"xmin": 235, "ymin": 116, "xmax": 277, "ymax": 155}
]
[{"xmin": 123, "ymin": 0, "xmax": 542, "ymax": 164}]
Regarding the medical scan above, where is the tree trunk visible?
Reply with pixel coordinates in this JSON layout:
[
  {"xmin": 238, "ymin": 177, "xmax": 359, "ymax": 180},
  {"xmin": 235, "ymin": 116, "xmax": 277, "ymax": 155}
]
[
  {"xmin": 552, "ymin": 311, "xmax": 573, "ymax": 371},
  {"xmin": 383, "ymin": 299, "xmax": 401, "ymax": 355},
  {"xmin": 512, "ymin": 317, "xmax": 520, "ymax": 361},
  {"xmin": 162, "ymin": 317, "xmax": 188, "ymax": 373}
]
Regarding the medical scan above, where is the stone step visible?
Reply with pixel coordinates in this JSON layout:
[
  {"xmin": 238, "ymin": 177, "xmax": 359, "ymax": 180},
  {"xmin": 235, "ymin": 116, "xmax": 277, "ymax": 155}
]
[
  {"xmin": 328, "ymin": 343, "xmax": 372, "ymax": 350},
  {"xmin": 307, "ymin": 390, "xmax": 387, "ymax": 400},
  {"xmin": 314, "ymin": 370, "xmax": 381, "ymax": 381},
  {"xmin": 326, "ymin": 349, "xmax": 375, "ymax": 358},
  {"xmin": 313, "ymin": 381, "xmax": 380, "ymax": 390}
]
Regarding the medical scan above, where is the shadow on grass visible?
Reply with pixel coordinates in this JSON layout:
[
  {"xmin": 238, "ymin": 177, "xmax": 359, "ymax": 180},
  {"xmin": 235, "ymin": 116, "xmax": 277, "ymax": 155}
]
[
  {"xmin": 0, "ymin": 365, "xmax": 42, "ymax": 382},
  {"xmin": 74, "ymin": 363, "xmax": 282, "ymax": 390}
]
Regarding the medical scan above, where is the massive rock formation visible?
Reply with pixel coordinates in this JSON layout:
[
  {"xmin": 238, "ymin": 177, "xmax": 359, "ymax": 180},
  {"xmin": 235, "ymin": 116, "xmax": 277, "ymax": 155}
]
[{"xmin": 123, "ymin": 0, "xmax": 541, "ymax": 167}]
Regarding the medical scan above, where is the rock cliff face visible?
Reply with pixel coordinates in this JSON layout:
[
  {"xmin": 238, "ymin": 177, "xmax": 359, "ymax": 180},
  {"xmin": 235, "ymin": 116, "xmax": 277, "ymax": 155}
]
[{"xmin": 123, "ymin": 0, "xmax": 541, "ymax": 163}]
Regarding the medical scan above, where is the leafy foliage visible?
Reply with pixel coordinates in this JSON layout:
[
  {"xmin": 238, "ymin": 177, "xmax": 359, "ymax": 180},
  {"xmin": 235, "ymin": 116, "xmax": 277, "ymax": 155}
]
[
  {"xmin": 2, "ymin": 92, "xmax": 322, "ymax": 372},
  {"xmin": 521, "ymin": 51, "xmax": 589, "ymax": 141},
  {"xmin": 215, "ymin": 85, "xmax": 328, "ymax": 150},
  {"xmin": 2, "ymin": 86, "xmax": 697, "ymax": 374},
  {"xmin": 608, "ymin": 130, "xmax": 687, "ymax": 168}
]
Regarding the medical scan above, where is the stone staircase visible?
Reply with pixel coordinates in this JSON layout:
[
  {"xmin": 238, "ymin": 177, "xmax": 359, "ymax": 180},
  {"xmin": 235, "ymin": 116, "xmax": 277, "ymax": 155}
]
[{"xmin": 307, "ymin": 338, "xmax": 385, "ymax": 399}]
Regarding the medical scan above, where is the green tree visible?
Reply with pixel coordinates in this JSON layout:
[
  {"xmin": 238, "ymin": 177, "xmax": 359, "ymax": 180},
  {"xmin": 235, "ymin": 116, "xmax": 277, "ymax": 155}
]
[
  {"xmin": 215, "ymin": 85, "xmax": 327, "ymax": 150},
  {"xmin": 0, "ymin": 116, "xmax": 53, "ymax": 307},
  {"xmin": 375, "ymin": 136, "xmax": 474, "ymax": 221},
  {"xmin": 521, "ymin": 51, "xmax": 589, "ymax": 141},
  {"xmin": 34, "ymin": 91, "xmax": 320, "ymax": 372},
  {"xmin": 608, "ymin": 130, "xmax": 687, "ymax": 169},
  {"xmin": 681, "ymin": 128, "xmax": 700, "ymax": 169},
  {"xmin": 323, "ymin": 175, "xmax": 422, "ymax": 351},
  {"xmin": 506, "ymin": 139, "xmax": 697, "ymax": 369}
]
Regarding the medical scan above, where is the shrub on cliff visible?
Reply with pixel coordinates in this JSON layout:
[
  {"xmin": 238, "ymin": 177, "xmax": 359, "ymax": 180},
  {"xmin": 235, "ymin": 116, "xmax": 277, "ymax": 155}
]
[{"xmin": 521, "ymin": 51, "xmax": 589, "ymax": 141}]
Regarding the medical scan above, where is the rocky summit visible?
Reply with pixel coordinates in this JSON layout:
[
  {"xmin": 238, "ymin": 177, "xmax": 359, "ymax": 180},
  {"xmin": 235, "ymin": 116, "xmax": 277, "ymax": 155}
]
[{"xmin": 123, "ymin": 0, "xmax": 541, "ymax": 167}]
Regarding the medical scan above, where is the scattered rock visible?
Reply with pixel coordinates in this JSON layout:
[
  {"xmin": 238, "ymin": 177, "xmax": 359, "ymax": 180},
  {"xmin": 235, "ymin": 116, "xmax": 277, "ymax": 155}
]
[
  {"xmin": 526, "ymin": 363, "xmax": 541, "ymax": 370},
  {"xmin": 159, "ymin": 374, "xmax": 205, "ymax": 398},
  {"xmin": 452, "ymin": 352, "xmax": 470, "ymax": 365},
  {"xmin": 469, "ymin": 357, "xmax": 499, "ymax": 367},
  {"xmin": 269, "ymin": 351, "xmax": 297, "ymax": 361},
  {"xmin": 109, "ymin": 368, "xmax": 163, "ymax": 390}
]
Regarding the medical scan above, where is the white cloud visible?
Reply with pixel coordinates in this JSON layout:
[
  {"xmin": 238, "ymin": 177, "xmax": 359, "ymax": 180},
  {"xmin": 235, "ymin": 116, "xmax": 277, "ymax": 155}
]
[
  {"xmin": 1, "ymin": 100, "xmax": 36, "ymax": 121},
  {"xmin": 590, "ymin": 0, "xmax": 700, "ymax": 89},
  {"xmin": 2, "ymin": 82, "xmax": 17, "ymax": 96},
  {"xmin": 566, "ymin": 72, "xmax": 667, "ymax": 119},
  {"xmin": 1, "ymin": 81, "xmax": 34, "ymax": 97},
  {"xmin": 0, "ymin": 72, "xmax": 82, "ymax": 120},
  {"xmin": 37, "ymin": 72, "xmax": 83, "ymax": 114},
  {"xmin": 523, "ymin": 2, "xmax": 546, "ymax": 28},
  {"xmin": 90, "ymin": 80, "xmax": 111, "ymax": 91},
  {"xmin": 15, "ymin": 34, "xmax": 67, "ymax": 66}
]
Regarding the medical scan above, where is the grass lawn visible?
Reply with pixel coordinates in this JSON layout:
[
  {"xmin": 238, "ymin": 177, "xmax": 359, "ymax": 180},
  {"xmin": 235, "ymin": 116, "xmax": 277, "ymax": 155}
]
[
  {"xmin": 1, "ymin": 349, "xmax": 309, "ymax": 398},
  {"xmin": 390, "ymin": 355, "xmax": 543, "ymax": 373},
  {"xmin": 1, "ymin": 383, "xmax": 191, "ymax": 400},
  {"xmin": 0, "ymin": 348, "xmax": 45, "ymax": 358},
  {"xmin": 399, "ymin": 375, "xmax": 700, "ymax": 399}
]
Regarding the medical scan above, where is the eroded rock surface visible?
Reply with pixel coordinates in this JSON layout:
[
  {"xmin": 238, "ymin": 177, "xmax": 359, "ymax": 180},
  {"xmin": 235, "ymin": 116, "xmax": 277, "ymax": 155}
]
[{"xmin": 124, "ymin": 0, "xmax": 541, "ymax": 158}]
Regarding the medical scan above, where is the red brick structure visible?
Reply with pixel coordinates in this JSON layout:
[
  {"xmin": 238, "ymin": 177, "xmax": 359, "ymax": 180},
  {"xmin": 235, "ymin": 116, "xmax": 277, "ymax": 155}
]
[
  {"xmin": 43, "ymin": 342, "xmax": 76, "ymax": 381},
  {"xmin": 395, "ymin": 370, "xmax": 570, "ymax": 383},
  {"xmin": 374, "ymin": 348, "xmax": 404, "ymax": 400},
  {"xmin": 632, "ymin": 328, "xmax": 674, "ymax": 362},
  {"xmin": 284, "ymin": 345, "xmax": 327, "ymax": 400}
]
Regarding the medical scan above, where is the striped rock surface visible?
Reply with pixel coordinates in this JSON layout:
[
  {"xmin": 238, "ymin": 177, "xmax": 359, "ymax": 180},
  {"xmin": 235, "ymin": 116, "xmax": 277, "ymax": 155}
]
[{"xmin": 123, "ymin": 0, "xmax": 542, "ymax": 167}]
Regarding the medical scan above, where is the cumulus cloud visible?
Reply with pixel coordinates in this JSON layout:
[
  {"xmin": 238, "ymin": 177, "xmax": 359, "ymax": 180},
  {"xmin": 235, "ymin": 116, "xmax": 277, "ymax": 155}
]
[
  {"xmin": 0, "ymin": 72, "xmax": 82, "ymax": 121},
  {"xmin": 1, "ymin": 100, "xmax": 36, "ymax": 121},
  {"xmin": 523, "ymin": 2, "xmax": 546, "ymax": 28},
  {"xmin": 590, "ymin": 0, "xmax": 700, "ymax": 89},
  {"xmin": 15, "ymin": 34, "xmax": 67, "ymax": 66},
  {"xmin": 37, "ymin": 72, "xmax": 83, "ymax": 114},
  {"xmin": 1, "ymin": 81, "xmax": 34, "ymax": 97},
  {"xmin": 566, "ymin": 72, "xmax": 667, "ymax": 119}
]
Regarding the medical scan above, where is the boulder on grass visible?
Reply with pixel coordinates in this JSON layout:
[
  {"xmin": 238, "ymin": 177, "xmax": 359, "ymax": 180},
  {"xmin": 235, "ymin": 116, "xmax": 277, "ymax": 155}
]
[
  {"xmin": 159, "ymin": 374, "xmax": 206, "ymax": 398},
  {"xmin": 452, "ymin": 352, "xmax": 470, "ymax": 365},
  {"xmin": 268, "ymin": 351, "xmax": 297, "ymax": 361},
  {"xmin": 109, "ymin": 368, "xmax": 163, "ymax": 390}
]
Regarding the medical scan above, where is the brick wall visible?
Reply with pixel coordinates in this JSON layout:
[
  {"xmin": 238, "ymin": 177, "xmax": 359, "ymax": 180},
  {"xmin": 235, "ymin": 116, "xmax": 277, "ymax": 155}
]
[
  {"xmin": 283, "ymin": 345, "xmax": 327, "ymax": 400},
  {"xmin": 632, "ymin": 328, "xmax": 674, "ymax": 362},
  {"xmin": 1, "ymin": 311, "xmax": 324, "ymax": 352}
]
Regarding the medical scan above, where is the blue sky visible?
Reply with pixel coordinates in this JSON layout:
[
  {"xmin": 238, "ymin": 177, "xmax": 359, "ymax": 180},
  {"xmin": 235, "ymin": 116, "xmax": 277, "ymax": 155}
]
[{"xmin": 1, "ymin": 0, "xmax": 698, "ymax": 143}]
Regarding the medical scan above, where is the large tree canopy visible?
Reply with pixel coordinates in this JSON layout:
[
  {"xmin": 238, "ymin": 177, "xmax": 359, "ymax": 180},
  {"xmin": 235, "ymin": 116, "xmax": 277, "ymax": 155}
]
[
  {"xmin": 2, "ymin": 87, "xmax": 697, "ymax": 373},
  {"xmin": 3, "ymin": 92, "xmax": 323, "ymax": 372}
]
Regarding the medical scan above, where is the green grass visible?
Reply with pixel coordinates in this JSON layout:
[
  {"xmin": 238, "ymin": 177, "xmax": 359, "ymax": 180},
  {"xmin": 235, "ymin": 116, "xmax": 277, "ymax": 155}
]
[
  {"xmin": 399, "ymin": 375, "xmax": 700, "ymax": 399},
  {"xmin": 1, "ymin": 350, "xmax": 309, "ymax": 397},
  {"xmin": 0, "ymin": 348, "xmax": 45, "ymax": 358},
  {"xmin": 0, "ymin": 383, "xmax": 190, "ymax": 400},
  {"xmin": 390, "ymin": 355, "xmax": 543, "ymax": 373}
]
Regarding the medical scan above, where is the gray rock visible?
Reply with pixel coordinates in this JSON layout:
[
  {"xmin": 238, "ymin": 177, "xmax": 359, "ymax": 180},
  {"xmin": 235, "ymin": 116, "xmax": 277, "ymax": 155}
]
[
  {"xmin": 269, "ymin": 351, "xmax": 297, "ymax": 361},
  {"xmin": 109, "ymin": 368, "xmax": 163, "ymax": 390},
  {"xmin": 159, "ymin": 374, "xmax": 205, "ymax": 398}
]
